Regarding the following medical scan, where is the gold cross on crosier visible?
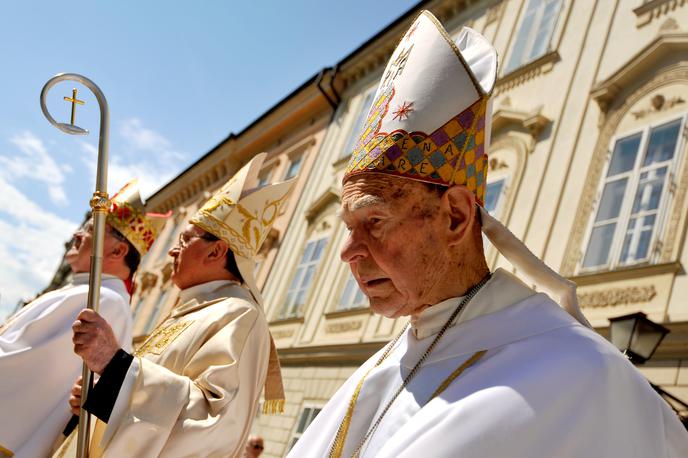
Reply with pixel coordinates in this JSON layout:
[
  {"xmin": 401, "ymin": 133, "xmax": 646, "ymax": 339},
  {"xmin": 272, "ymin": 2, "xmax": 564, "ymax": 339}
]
[{"xmin": 63, "ymin": 88, "xmax": 85, "ymax": 125}]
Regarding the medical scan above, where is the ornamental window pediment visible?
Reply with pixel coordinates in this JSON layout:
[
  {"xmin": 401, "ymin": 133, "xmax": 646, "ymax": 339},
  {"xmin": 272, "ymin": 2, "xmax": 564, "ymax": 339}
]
[
  {"xmin": 563, "ymin": 71, "xmax": 688, "ymax": 278},
  {"xmin": 591, "ymin": 32, "xmax": 688, "ymax": 113}
]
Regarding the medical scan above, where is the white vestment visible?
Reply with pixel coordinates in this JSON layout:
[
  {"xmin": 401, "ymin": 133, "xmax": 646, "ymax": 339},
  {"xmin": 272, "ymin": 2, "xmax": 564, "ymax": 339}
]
[
  {"xmin": 289, "ymin": 269, "xmax": 688, "ymax": 457},
  {"xmin": 0, "ymin": 273, "xmax": 132, "ymax": 458},
  {"xmin": 59, "ymin": 280, "xmax": 271, "ymax": 458}
]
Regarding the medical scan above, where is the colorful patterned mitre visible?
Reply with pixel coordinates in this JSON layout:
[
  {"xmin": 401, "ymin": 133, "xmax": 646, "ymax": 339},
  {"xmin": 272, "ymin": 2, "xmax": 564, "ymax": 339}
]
[
  {"xmin": 107, "ymin": 180, "xmax": 169, "ymax": 255},
  {"xmin": 190, "ymin": 153, "xmax": 295, "ymax": 262},
  {"xmin": 343, "ymin": 10, "xmax": 498, "ymax": 205}
]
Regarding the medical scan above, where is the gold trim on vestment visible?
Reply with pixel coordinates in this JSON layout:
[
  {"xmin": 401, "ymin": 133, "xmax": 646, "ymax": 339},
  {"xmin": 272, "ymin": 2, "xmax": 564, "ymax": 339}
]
[
  {"xmin": 329, "ymin": 328, "xmax": 407, "ymax": 458},
  {"xmin": 430, "ymin": 350, "xmax": 487, "ymax": 399},
  {"xmin": 134, "ymin": 320, "xmax": 193, "ymax": 357},
  {"xmin": 262, "ymin": 399, "xmax": 285, "ymax": 415},
  {"xmin": 0, "ymin": 443, "xmax": 14, "ymax": 457},
  {"xmin": 53, "ymin": 431, "xmax": 74, "ymax": 458}
]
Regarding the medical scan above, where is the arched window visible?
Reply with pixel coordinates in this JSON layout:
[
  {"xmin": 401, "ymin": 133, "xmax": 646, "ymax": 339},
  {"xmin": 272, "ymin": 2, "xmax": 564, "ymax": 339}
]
[{"xmin": 580, "ymin": 114, "xmax": 686, "ymax": 271}]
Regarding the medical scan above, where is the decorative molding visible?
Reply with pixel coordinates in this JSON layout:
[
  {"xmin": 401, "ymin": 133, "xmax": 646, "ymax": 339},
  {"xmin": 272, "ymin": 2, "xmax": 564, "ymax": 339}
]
[
  {"xmin": 660, "ymin": 17, "xmax": 681, "ymax": 33},
  {"xmin": 591, "ymin": 33, "xmax": 688, "ymax": 113},
  {"xmin": 488, "ymin": 157, "xmax": 508, "ymax": 171},
  {"xmin": 269, "ymin": 316, "xmax": 305, "ymax": 326},
  {"xmin": 562, "ymin": 64, "xmax": 688, "ymax": 276},
  {"xmin": 661, "ymin": 130, "xmax": 688, "ymax": 262},
  {"xmin": 271, "ymin": 329, "xmax": 295, "ymax": 339},
  {"xmin": 161, "ymin": 262, "xmax": 174, "ymax": 285},
  {"xmin": 631, "ymin": 93, "xmax": 685, "ymax": 119},
  {"xmin": 277, "ymin": 342, "xmax": 386, "ymax": 365},
  {"xmin": 304, "ymin": 187, "xmax": 340, "ymax": 223},
  {"xmin": 495, "ymin": 51, "xmax": 560, "ymax": 95},
  {"xmin": 324, "ymin": 307, "xmax": 371, "ymax": 319},
  {"xmin": 139, "ymin": 271, "xmax": 159, "ymax": 293},
  {"xmin": 568, "ymin": 261, "xmax": 682, "ymax": 287},
  {"xmin": 578, "ymin": 285, "xmax": 657, "ymax": 308},
  {"xmin": 634, "ymin": 0, "xmax": 687, "ymax": 28},
  {"xmin": 491, "ymin": 106, "xmax": 551, "ymax": 144},
  {"xmin": 325, "ymin": 320, "xmax": 363, "ymax": 334}
]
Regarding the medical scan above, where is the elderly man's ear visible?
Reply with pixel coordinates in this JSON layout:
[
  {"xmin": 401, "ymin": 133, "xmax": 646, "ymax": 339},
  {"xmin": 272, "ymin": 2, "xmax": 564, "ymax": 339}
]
[{"xmin": 442, "ymin": 185, "xmax": 477, "ymax": 246}]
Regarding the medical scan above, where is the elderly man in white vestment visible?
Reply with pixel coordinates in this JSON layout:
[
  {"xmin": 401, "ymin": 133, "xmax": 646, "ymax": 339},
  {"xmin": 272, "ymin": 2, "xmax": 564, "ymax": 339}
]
[
  {"xmin": 56, "ymin": 153, "xmax": 294, "ymax": 457},
  {"xmin": 288, "ymin": 11, "xmax": 688, "ymax": 458},
  {"xmin": 0, "ymin": 180, "xmax": 166, "ymax": 458}
]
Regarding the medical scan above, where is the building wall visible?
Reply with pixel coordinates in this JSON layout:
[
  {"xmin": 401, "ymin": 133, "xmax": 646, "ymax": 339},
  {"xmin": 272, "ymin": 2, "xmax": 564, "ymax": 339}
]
[
  {"xmin": 128, "ymin": 80, "xmax": 336, "ymax": 343},
  {"xmin": 93, "ymin": 0, "xmax": 688, "ymax": 455},
  {"xmin": 253, "ymin": 0, "xmax": 688, "ymax": 454}
]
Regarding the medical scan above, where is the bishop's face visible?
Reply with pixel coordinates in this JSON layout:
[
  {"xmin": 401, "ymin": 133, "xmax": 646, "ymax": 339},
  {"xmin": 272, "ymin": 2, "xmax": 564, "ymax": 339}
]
[
  {"xmin": 65, "ymin": 219, "xmax": 124, "ymax": 274},
  {"xmin": 340, "ymin": 175, "xmax": 453, "ymax": 318},
  {"xmin": 168, "ymin": 223, "xmax": 217, "ymax": 290}
]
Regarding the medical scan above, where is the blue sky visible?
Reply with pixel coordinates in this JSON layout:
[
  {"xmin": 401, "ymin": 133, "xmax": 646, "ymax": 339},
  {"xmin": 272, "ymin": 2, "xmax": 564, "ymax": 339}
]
[{"xmin": 0, "ymin": 0, "xmax": 418, "ymax": 320}]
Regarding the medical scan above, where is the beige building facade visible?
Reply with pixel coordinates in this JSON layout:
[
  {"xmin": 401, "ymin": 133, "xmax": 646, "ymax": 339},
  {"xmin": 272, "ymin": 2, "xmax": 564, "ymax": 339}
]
[
  {"xmin": 123, "ymin": 0, "xmax": 688, "ymax": 456},
  {"xmin": 129, "ymin": 71, "xmax": 339, "ymax": 345}
]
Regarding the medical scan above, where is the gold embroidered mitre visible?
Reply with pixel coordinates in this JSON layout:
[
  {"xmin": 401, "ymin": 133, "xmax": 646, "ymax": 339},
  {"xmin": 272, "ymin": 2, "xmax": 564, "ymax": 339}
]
[
  {"xmin": 107, "ymin": 180, "xmax": 170, "ymax": 255},
  {"xmin": 343, "ymin": 10, "xmax": 498, "ymax": 205},
  {"xmin": 191, "ymin": 152, "xmax": 295, "ymax": 415},
  {"xmin": 190, "ymin": 152, "xmax": 295, "ymax": 302}
]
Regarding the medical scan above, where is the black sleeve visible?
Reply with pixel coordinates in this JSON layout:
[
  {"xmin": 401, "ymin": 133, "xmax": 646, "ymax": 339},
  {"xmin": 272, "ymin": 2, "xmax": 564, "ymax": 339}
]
[{"xmin": 83, "ymin": 349, "xmax": 134, "ymax": 422}]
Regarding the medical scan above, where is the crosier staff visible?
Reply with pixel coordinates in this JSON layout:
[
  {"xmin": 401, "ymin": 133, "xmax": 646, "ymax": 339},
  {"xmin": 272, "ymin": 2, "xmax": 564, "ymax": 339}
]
[{"xmin": 40, "ymin": 73, "xmax": 110, "ymax": 458}]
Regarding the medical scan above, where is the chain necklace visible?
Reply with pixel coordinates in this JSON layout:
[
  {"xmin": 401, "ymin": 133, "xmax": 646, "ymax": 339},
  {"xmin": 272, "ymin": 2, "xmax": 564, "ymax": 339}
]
[{"xmin": 329, "ymin": 274, "xmax": 491, "ymax": 458}]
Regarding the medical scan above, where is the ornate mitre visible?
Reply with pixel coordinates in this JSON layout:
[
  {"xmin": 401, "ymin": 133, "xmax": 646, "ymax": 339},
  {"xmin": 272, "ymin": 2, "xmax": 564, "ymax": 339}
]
[
  {"xmin": 342, "ymin": 11, "xmax": 591, "ymax": 327},
  {"xmin": 107, "ymin": 180, "xmax": 169, "ymax": 255},
  {"xmin": 191, "ymin": 152, "xmax": 296, "ymax": 414},
  {"xmin": 343, "ymin": 10, "xmax": 498, "ymax": 205},
  {"xmin": 190, "ymin": 152, "xmax": 295, "ymax": 305}
]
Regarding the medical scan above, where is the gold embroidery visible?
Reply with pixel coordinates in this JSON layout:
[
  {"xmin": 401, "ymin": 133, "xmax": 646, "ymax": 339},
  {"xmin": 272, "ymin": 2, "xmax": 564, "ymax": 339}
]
[
  {"xmin": 54, "ymin": 431, "xmax": 75, "ymax": 458},
  {"xmin": 135, "ymin": 321, "xmax": 193, "ymax": 357},
  {"xmin": 430, "ymin": 350, "xmax": 487, "ymax": 399},
  {"xmin": 329, "ymin": 327, "xmax": 407, "ymax": 458},
  {"xmin": 0, "ymin": 443, "xmax": 14, "ymax": 457}
]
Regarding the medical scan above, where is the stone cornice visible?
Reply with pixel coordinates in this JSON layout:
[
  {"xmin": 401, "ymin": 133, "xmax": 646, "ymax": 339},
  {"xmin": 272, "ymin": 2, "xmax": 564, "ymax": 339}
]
[
  {"xmin": 494, "ymin": 50, "xmax": 560, "ymax": 95},
  {"xmin": 269, "ymin": 316, "xmax": 305, "ymax": 326},
  {"xmin": 324, "ymin": 307, "xmax": 372, "ymax": 319},
  {"xmin": 634, "ymin": 0, "xmax": 687, "ymax": 28},
  {"xmin": 491, "ymin": 106, "xmax": 551, "ymax": 141},
  {"xmin": 568, "ymin": 261, "xmax": 683, "ymax": 287},
  {"xmin": 591, "ymin": 32, "xmax": 688, "ymax": 112},
  {"xmin": 277, "ymin": 342, "xmax": 386, "ymax": 365},
  {"xmin": 146, "ymin": 84, "xmax": 332, "ymax": 213},
  {"xmin": 304, "ymin": 187, "xmax": 340, "ymax": 223}
]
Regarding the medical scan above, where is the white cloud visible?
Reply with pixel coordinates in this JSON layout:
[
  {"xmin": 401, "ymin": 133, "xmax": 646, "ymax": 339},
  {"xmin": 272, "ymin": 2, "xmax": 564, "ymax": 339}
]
[
  {"xmin": 0, "ymin": 131, "xmax": 69, "ymax": 206},
  {"xmin": 80, "ymin": 117, "xmax": 185, "ymax": 199},
  {"xmin": 0, "ymin": 175, "xmax": 77, "ymax": 321},
  {"xmin": 120, "ymin": 118, "xmax": 184, "ymax": 160}
]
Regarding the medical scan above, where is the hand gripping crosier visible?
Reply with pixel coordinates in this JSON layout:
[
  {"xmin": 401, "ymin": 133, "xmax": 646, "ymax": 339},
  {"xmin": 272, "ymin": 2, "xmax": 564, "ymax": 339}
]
[{"xmin": 40, "ymin": 73, "xmax": 111, "ymax": 458}]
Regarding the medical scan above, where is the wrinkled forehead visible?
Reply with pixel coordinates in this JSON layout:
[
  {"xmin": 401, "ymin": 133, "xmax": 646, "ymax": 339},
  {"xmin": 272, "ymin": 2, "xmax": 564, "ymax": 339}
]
[{"xmin": 341, "ymin": 174, "xmax": 421, "ymax": 214}]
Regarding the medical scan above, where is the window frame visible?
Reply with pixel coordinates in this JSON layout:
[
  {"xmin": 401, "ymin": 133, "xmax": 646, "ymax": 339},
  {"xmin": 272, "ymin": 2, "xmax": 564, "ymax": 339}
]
[
  {"xmin": 335, "ymin": 270, "xmax": 368, "ymax": 312},
  {"xmin": 287, "ymin": 404, "xmax": 323, "ymax": 452},
  {"xmin": 578, "ymin": 112, "xmax": 686, "ymax": 274},
  {"xmin": 278, "ymin": 236, "xmax": 329, "ymax": 319},
  {"xmin": 284, "ymin": 154, "xmax": 303, "ymax": 180},
  {"xmin": 504, "ymin": 0, "xmax": 563, "ymax": 74}
]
